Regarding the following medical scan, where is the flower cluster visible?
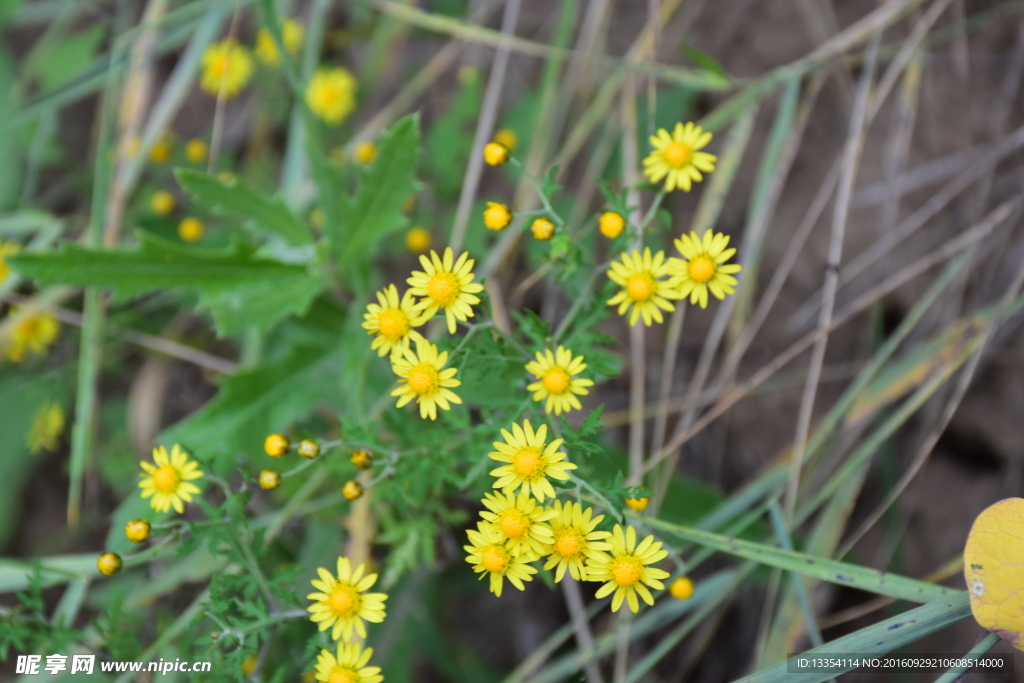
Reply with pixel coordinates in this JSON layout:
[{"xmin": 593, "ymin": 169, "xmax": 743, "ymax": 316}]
[
  {"xmin": 462, "ymin": 420, "xmax": 669, "ymax": 611},
  {"xmin": 306, "ymin": 556, "xmax": 387, "ymax": 683}
]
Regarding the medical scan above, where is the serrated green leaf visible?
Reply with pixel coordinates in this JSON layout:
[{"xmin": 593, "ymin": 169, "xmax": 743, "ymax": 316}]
[
  {"xmin": 176, "ymin": 170, "xmax": 314, "ymax": 245},
  {"xmin": 201, "ymin": 273, "xmax": 327, "ymax": 336},
  {"xmin": 336, "ymin": 115, "xmax": 420, "ymax": 272}
]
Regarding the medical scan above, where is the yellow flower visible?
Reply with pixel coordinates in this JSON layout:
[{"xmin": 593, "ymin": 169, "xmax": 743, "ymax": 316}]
[
  {"xmin": 264, "ymin": 433, "xmax": 289, "ymax": 456},
  {"xmin": 185, "ymin": 139, "xmax": 207, "ymax": 163},
  {"xmin": 542, "ymin": 500, "xmax": 612, "ymax": 582},
  {"xmin": 598, "ymin": 211, "xmax": 625, "ymax": 239},
  {"xmin": 354, "ymin": 141, "xmax": 377, "ymax": 165},
  {"xmin": 255, "ymin": 19, "xmax": 304, "ymax": 66},
  {"xmin": 27, "ymin": 401, "xmax": 64, "ymax": 454},
  {"xmin": 342, "ymin": 480, "xmax": 363, "ymax": 501},
  {"xmin": 178, "ymin": 217, "xmax": 204, "ymax": 243},
  {"xmin": 125, "ymin": 519, "xmax": 151, "ymax": 543},
  {"xmin": 258, "ymin": 470, "xmax": 281, "ymax": 490},
  {"xmin": 464, "ymin": 522, "xmax": 537, "ymax": 597},
  {"xmin": 483, "ymin": 141, "xmax": 510, "ymax": 166},
  {"xmin": 406, "ymin": 247, "xmax": 484, "ymax": 334},
  {"xmin": 350, "ymin": 449, "xmax": 373, "ymax": 469},
  {"xmin": 480, "ymin": 490, "xmax": 556, "ymax": 557},
  {"xmin": 362, "ymin": 284, "xmax": 429, "ymax": 358},
  {"xmin": 390, "ymin": 338, "xmax": 462, "ymax": 420},
  {"xmin": 151, "ymin": 190, "xmax": 175, "ymax": 216},
  {"xmin": 306, "ymin": 67, "xmax": 357, "ymax": 126},
  {"xmin": 530, "ymin": 217, "xmax": 555, "ymax": 241},
  {"xmin": 298, "ymin": 439, "xmax": 320, "ymax": 459},
  {"xmin": 524, "ymin": 345, "xmax": 594, "ymax": 416},
  {"xmin": 667, "ymin": 230, "xmax": 742, "ymax": 309},
  {"xmin": 149, "ymin": 138, "xmax": 172, "ymax": 164},
  {"xmin": 586, "ymin": 524, "xmax": 670, "ymax": 613},
  {"xmin": 306, "ymin": 556, "xmax": 388, "ymax": 641},
  {"xmin": 493, "ymin": 128, "xmax": 518, "ymax": 151},
  {"xmin": 643, "ymin": 122, "xmax": 717, "ymax": 192},
  {"xmin": 97, "ymin": 552, "xmax": 122, "ymax": 576},
  {"xmin": 314, "ymin": 642, "xmax": 383, "ymax": 683},
  {"xmin": 483, "ymin": 202, "xmax": 512, "ymax": 231},
  {"xmin": 607, "ymin": 247, "xmax": 679, "ymax": 327},
  {"xmin": 4, "ymin": 308, "xmax": 60, "ymax": 363},
  {"xmin": 138, "ymin": 444, "xmax": 204, "ymax": 514},
  {"xmin": 625, "ymin": 496, "xmax": 650, "ymax": 511},
  {"xmin": 200, "ymin": 38, "xmax": 254, "ymax": 99},
  {"xmin": 0, "ymin": 241, "xmax": 21, "ymax": 282},
  {"xmin": 488, "ymin": 419, "xmax": 576, "ymax": 502},
  {"xmin": 670, "ymin": 576, "xmax": 694, "ymax": 600},
  {"xmin": 405, "ymin": 226, "xmax": 431, "ymax": 253}
]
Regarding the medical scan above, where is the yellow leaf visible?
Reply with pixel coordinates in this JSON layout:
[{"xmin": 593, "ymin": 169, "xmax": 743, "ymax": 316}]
[{"xmin": 964, "ymin": 497, "xmax": 1024, "ymax": 651}]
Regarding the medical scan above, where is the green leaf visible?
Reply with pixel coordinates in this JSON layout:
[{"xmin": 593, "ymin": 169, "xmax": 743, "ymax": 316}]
[
  {"xmin": 336, "ymin": 115, "xmax": 421, "ymax": 275},
  {"xmin": 644, "ymin": 518, "xmax": 957, "ymax": 604},
  {"xmin": 175, "ymin": 170, "xmax": 314, "ymax": 245},
  {"xmin": 202, "ymin": 273, "xmax": 327, "ymax": 336},
  {"xmin": 734, "ymin": 593, "xmax": 972, "ymax": 683},
  {"xmin": 38, "ymin": 25, "xmax": 106, "ymax": 91},
  {"xmin": 682, "ymin": 44, "xmax": 728, "ymax": 80},
  {"xmin": 161, "ymin": 300, "xmax": 346, "ymax": 470}
]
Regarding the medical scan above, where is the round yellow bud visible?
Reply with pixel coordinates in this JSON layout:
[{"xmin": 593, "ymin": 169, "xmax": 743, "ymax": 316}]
[
  {"xmin": 483, "ymin": 141, "xmax": 510, "ymax": 166},
  {"xmin": 670, "ymin": 576, "xmax": 694, "ymax": 599},
  {"xmin": 493, "ymin": 128, "xmax": 518, "ymax": 152},
  {"xmin": 151, "ymin": 191, "xmax": 175, "ymax": 216},
  {"xmin": 297, "ymin": 439, "xmax": 320, "ymax": 459},
  {"xmin": 264, "ymin": 433, "xmax": 289, "ymax": 457},
  {"xmin": 342, "ymin": 480, "xmax": 363, "ymax": 501},
  {"xmin": 178, "ymin": 217, "xmax": 204, "ymax": 243},
  {"xmin": 350, "ymin": 449, "xmax": 373, "ymax": 469},
  {"xmin": 185, "ymin": 139, "xmax": 207, "ymax": 164},
  {"xmin": 483, "ymin": 202, "xmax": 513, "ymax": 231},
  {"xmin": 531, "ymin": 217, "xmax": 555, "ymax": 241},
  {"xmin": 405, "ymin": 226, "xmax": 431, "ymax": 253},
  {"xmin": 354, "ymin": 141, "xmax": 377, "ymax": 165},
  {"xmin": 149, "ymin": 140, "xmax": 172, "ymax": 164},
  {"xmin": 599, "ymin": 211, "xmax": 626, "ymax": 238},
  {"xmin": 125, "ymin": 519, "xmax": 151, "ymax": 544},
  {"xmin": 258, "ymin": 469, "xmax": 281, "ymax": 490},
  {"xmin": 242, "ymin": 655, "xmax": 257, "ymax": 676},
  {"xmin": 97, "ymin": 552, "xmax": 122, "ymax": 576},
  {"xmin": 625, "ymin": 496, "xmax": 650, "ymax": 511}
]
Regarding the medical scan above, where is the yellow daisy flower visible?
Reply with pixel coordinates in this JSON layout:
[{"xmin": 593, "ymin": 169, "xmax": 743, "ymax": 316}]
[
  {"xmin": 306, "ymin": 67, "xmax": 357, "ymax": 126},
  {"xmin": 255, "ymin": 19, "xmax": 304, "ymax": 66},
  {"xmin": 138, "ymin": 444, "xmax": 204, "ymax": 514},
  {"xmin": 151, "ymin": 190, "xmax": 175, "ymax": 216},
  {"xmin": 488, "ymin": 419, "xmax": 576, "ymax": 502},
  {"xmin": 390, "ymin": 338, "xmax": 462, "ymax": 420},
  {"xmin": 406, "ymin": 247, "xmax": 484, "ymax": 334},
  {"xmin": 178, "ymin": 217, "xmax": 204, "ymax": 243},
  {"xmin": 362, "ymin": 284, "xmax": 429, "ymax": 358},
  {"xmin": 0, "ymin": 241, "xmax": 20, "ymax": 282},
  {"xmin": 642, "ymin": 121, "xmax": 717, "ymax": 192},
  {"xmin": 464, "ymin": 521, "xmax": 538, "ymax": 597},
  {"xmin": 307, "ymin": 556, "xmax": 388, "ymax": 641},
  {"xmin": 314, "ymin": 642, "xmax": 383, "ymax": 683},
  {"xmin": 4, "ymin": 308, "xmax": 60, "ymax": 363},
  {"xmin": 524, "ymin": 345, "xmax": 594, "ymax": 416},
  {"xmin": 405, "ymin": 226, "xmax": 431, "ymax": 253},
  {"xmin": 586, "ymin": 524, "xmax": 670, "ymax": 613},
  {"xmin": 606, "ymin": 247, "xmax": 679, "ymax": 326},
  {"xmin": 27, "ymin": 401, "xmax": 64, "ymax": 454},
  {"xmin": 667, "ymin": 230, "xmax": 742, "ymax": 309},
  {"xmin": 200, "ymin": 38, "xmax": 254, "ymax": 99},
  {"xmin": 354, "ymin": 140, "xmax": 377, "ymax": 165},
  {"xmin": 542, "ymin": 500, "xmax": 612, "ymax": 582},
  {"xmin": 480, "ymin": 490, "xmax": 556, "ymax": 557},
  {"xmin": 185, "ymin": 139, "xmax": 207, "ymax": 164}
]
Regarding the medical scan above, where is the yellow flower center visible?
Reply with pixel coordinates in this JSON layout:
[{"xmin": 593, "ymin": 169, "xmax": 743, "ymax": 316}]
[
  {"xmin": 611, "ymin": 556, "xmax": 643, "ymax": 587},
  {"xmin": 407, "ymin": 363, "xmax": 439, "ymax": 395},
  {"xmin": 211, "ymin": 55, "xmax": 229, "ymax": 77},
  {"xmin": 626, "ymin": 274, "xmax": 655, "ymax": 302},
  {"xmin": 481, "ymin": 545, "xmax": 508, "ymax": 573},
  {"xmin": 688, "ymin": 257, "xmax": 715, "ymax": 283},
  {"xmin": 499, "ymin": 509, "xmax": 529, "ymax": 539},
  {"xmin": 16, "ymin": 316, "xmax": 39, "ymax": 339},
  {"xmin": 542, "ymin": 367, "xmax": 571, "ymax": 395},
  {"xmin": 378, "ymin": 308, "xmax": 410, "ymax": 341},
  {"xmin": 553, "ymin": 531, "xmax": 582, "ymax": 558},
  {"xmin": 329, "ymin": 667, "xmax": 358, "ymax": 683},
  {"xmin": 512, "ymin": 447, "xmax": 542, "ymax": 477},
  {"xmin": 663, "ymin": 141, "xmax": 692, "ymax": 168},
  {"xmin": 152, "ymin": 466, "xmax": 180, "ymax": 493},
  {"xmin": 427, "ymin": 272, "xmax": 460, "ymax": 306},
  {"xmin": 329, "ymin": 584, "xmax": 359, "ymax": 616},
  {"xmin": 317, "ymin": 85, "xmax": 340, "ymax": 107}
]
